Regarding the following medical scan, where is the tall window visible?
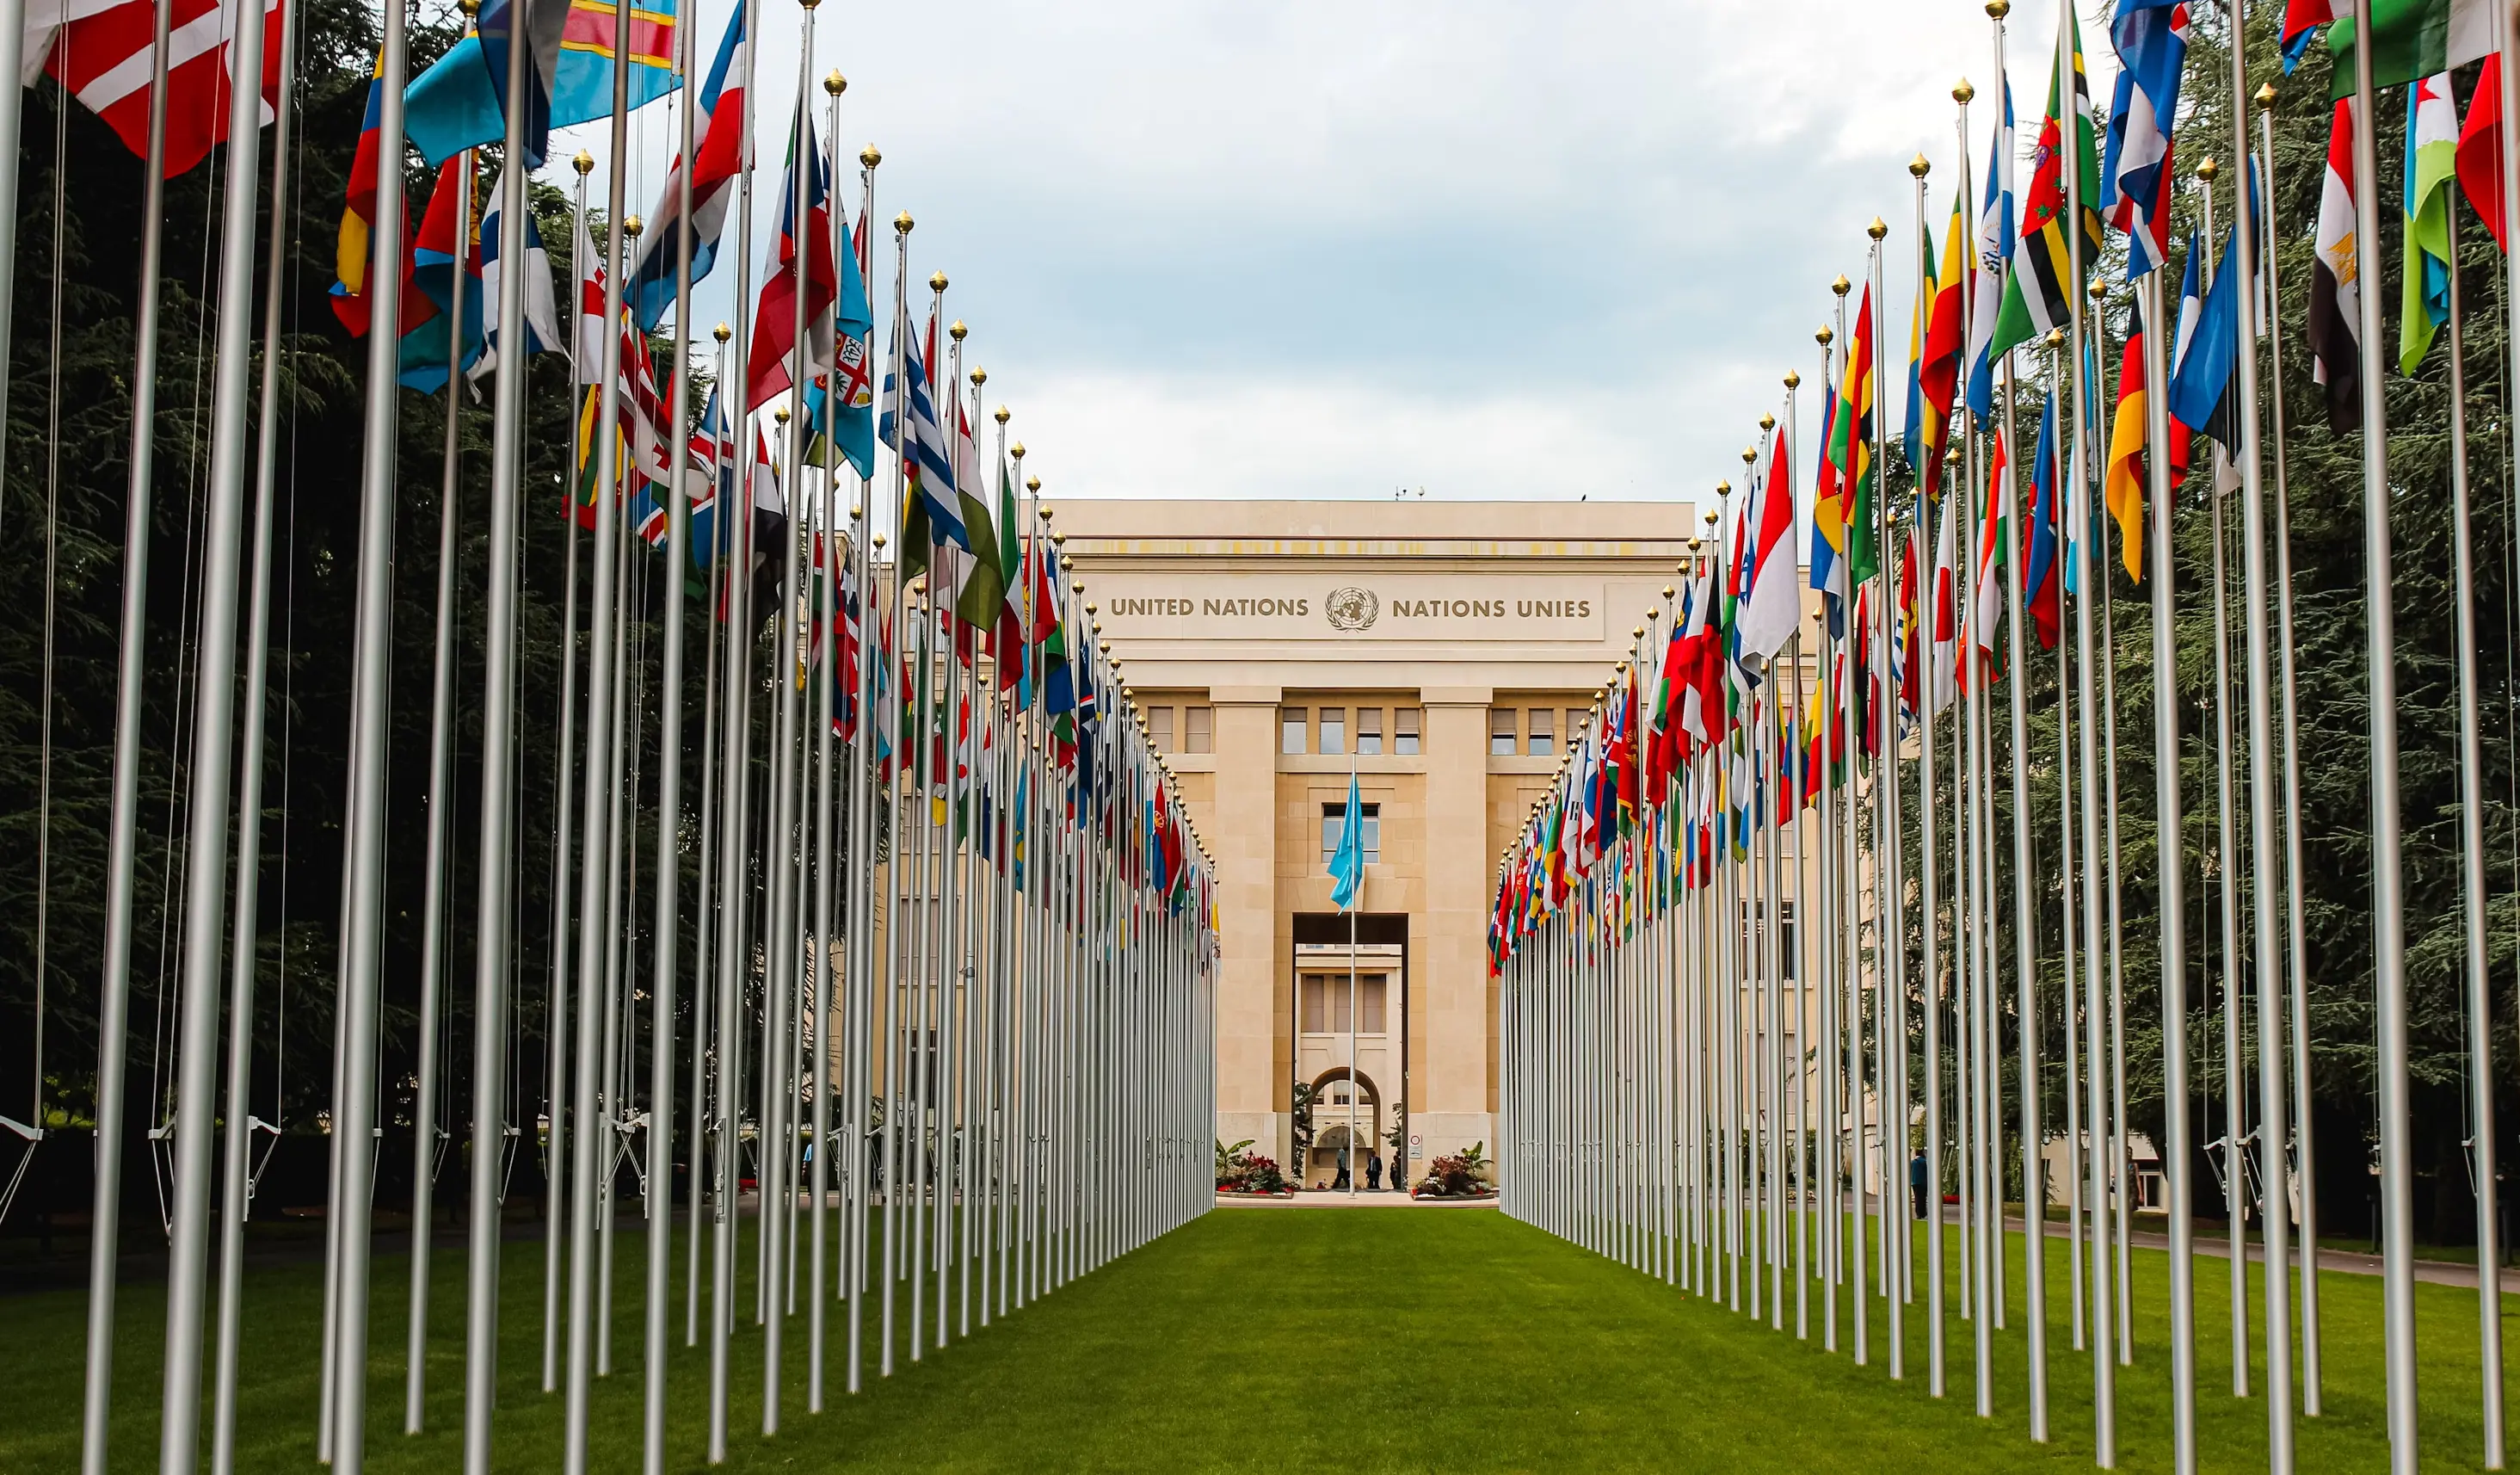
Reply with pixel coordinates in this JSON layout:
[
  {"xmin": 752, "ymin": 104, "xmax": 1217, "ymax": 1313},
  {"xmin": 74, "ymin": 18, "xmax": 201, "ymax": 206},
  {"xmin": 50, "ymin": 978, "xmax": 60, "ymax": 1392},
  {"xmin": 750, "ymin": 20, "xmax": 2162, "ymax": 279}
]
[
  {"xmin": 1148, "ymin": 705, "xmax": 1174, "ymax": 753},
  {"xmin": 1301, "ymin": 973, "xmax": 1389, "ymax": 1033},
  {"xmin": 1322, "ymin": 801, "xmax": 1381, "ymax": 865},
  {"xmin": 1356, "ymin": 707, "xmax": 1383, "ymax": 755},
  {"xmin": 1527, "ymin": 707, "xmax": 1556, "ymax": 756},
  {"xmin": 1394, "ymin": 707, "xmax": 1420, "ymax": 756},
  {"xmin": 1319, "ymin": 707, "xmax": 1346, "ymax": 756},
  {"xmin": 1185, "ymin": 705, "xmax": 1212, "ymax": 754},
  {"xmin": 1490, "ymin": 708, "xmax": 1518, "ymax": 756},
  {"xmin": 1282, "ymin": 707, "xmax": 1307, "ymax": 755}
]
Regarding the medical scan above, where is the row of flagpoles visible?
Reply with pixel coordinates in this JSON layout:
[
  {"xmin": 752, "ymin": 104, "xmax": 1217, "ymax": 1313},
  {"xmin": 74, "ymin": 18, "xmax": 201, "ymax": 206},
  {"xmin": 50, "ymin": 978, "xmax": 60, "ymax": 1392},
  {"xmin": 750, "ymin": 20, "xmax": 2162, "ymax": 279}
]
[
  {"xmin": 12, "ymin": 0, "xmax": 1223, "ymax": 1469},
  {"xmin": 1490, "ymin": 0, "xmax": 2517, "ymax": 1471}
]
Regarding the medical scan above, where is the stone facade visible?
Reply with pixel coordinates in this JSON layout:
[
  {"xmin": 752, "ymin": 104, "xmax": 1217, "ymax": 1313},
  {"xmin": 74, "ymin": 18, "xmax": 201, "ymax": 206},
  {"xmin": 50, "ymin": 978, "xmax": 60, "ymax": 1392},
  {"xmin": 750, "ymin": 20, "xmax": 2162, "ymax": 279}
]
[{"xmin": 1053, "ymin": 498, "xmax": 1697, "ymax": 1181}]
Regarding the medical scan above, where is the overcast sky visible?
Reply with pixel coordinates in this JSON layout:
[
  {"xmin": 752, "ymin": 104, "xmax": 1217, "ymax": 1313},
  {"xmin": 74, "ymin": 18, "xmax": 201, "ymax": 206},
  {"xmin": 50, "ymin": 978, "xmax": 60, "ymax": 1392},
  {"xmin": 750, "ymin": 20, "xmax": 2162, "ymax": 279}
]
[{"xmin": 551, "ymin": 0, "xmax": 2107, "ymax": 512}]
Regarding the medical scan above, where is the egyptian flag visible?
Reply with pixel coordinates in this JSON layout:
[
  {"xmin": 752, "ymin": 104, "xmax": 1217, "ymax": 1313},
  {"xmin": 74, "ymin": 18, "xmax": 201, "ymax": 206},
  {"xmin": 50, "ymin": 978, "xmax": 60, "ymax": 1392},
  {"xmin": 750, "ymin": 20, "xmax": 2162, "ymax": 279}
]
[{"xmin": 2309, "ymin": 96, "xmax": 2362, "ymax": 431}]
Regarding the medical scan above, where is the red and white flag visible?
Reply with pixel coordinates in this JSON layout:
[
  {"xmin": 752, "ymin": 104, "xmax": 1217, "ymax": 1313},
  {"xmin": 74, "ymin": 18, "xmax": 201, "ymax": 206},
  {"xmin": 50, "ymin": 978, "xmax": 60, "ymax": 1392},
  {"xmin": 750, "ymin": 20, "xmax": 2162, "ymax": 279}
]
[{"xmin": 42, "ymin": 0, "xmax": 283, "ymax": 179}]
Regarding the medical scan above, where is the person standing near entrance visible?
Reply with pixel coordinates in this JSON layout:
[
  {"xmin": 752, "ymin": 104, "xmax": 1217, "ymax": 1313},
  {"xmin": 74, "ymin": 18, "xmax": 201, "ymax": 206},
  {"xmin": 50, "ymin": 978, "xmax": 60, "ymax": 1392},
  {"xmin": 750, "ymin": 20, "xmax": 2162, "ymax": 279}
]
[
  {"xmin": 1333, "ymin": 1143, "xmax": 1352, "ymax": 1191},
  {"xmin": 1366, "ymin": 1152, "xmax": 1384, "ymax": 1192}
]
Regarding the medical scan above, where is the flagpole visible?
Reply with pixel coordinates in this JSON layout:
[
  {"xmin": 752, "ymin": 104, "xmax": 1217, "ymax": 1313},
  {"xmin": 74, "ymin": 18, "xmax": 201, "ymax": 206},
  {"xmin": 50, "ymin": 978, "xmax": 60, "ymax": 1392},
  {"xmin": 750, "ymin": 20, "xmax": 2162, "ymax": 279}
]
[
  {"xmin": 2254, "ymin": 79, "xmax": 2319, "ymax": 1410},
  {"xmin": 2139, "ymin": 245, "xmax": 2200, "ymax": 1473},
  {"xmin": 689, "ymin": 327, "xmax": 732, "ymax": 1355},
  {"xmin": 405, "ymin": 140, "xmax": 474, "ymax": 1435},
  {"xmin": 80, "ymin": 2, "xmax": 179, "ymax": 1464},
  {"xmin": 323, "ymin": 0, "xmax": 410, "ymax": 1443},
  {"xmin": 212, "ymin": 0, "xmax": 303, "ymax": 1454},
  {"xmin": 641, "ymin": 0, "xmax": 705, "ymax": 1451},
  {"xmin": 807, "ymin": 71, "xmax": 847, "ymax": 1412},
  {"xmin": 2075, "ymin": 272, "xmax": 2116, "ymax": 1459},
  {"xmin": 2441, "ymin": 187, "xmax": 2506, "ymax": 1472},
  {"xmin": 845, "ymin": 149, "xmax": 882, "ymax": 1398}
]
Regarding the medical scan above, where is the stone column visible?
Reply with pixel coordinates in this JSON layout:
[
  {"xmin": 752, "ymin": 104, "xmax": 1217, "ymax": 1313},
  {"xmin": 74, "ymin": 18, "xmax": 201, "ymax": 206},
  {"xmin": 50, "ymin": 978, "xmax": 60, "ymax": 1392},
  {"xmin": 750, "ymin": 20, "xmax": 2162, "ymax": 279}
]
[
  {"xmin": 1210, "ymin": 688, "xmax": 1283, "ymax": 1165},
  {"xmin": 1420, "ymin": 688, "xmax": 1494, "ymax": 1167}
]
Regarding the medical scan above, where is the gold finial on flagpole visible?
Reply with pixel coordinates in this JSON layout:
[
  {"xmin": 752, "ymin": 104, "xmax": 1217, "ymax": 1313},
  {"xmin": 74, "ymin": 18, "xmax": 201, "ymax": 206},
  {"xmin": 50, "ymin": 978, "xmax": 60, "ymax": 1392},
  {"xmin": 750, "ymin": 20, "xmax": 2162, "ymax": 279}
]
[
  {"xmin": 950, "ymin": 319, "xmax": 967, "ymax": 341},
  {"xmin": 995, "ymin": 406, "xmax": 1010, "ymax": 426},
  {"xmin": 1012, "ymin": 441, "xmax": 1026, "ymax": 457},
  {"xmin": 1867, "ymin": 217, "xmax": 1888, "ymax": 241},
  {"xmin": 1716, "ymin": 481, "xmax": 1731, "ymax": 497},
  {"xmin": 1662, "ymin": 585, "xmax": 1675, "ymax": 600},
  {"xmin": 1759, "ymin": 413, "xmax": 1776, "ymax": 431},
  {"xmin": 1742, "ymin": 447, "xmax": 1757, "ymax": 466},
  {"xmin": 2196, "ymin": 157, "xmax": 2218, "ymax": 182},
  {"xmin": 1784, "ymin": 369, "xmax": 1800, "ymax": 389},
  {"xmin": 2090, "ymin": 278, "xmax": 2108, "ymax": 302},
  {"xmin": 1816, "ymin": 325, "xmax": 1833, "ymax": 345},
  {"xmin": 1910, "ymin": 154, "xmax": 1930, "ymax": 178},
  {"xmin": 2255, "ymin": 81, "xmax": 2278, "ymax": 111},
  {"xmin": 970, "ymin": 365, "xmax": 987, "ymax": 386},
  {"xmin": 573, "ymin": 151, "xmax": 595, "ymax": 175},
  {"xmin": 872, "ymin": 534, "xmax": 885, "ymax": 549},
  {"xmin": 1039, "ymin": 504, "xmax": 1051, "ymax": 521},
  {"xmin": 623, "ymin": 216, "xmax": 643, "ymax": 238},
  {"xmin": 932, "ymin": 272, "xmax": 950, "ymax": 293},
  {"xmin": 776, "ymin": 405, "xmax": 792, "ymax": 424},
  {"xmin": 826, "ymin": 71, "xmax": 846, "ymax": 96},
  {"xmin": 1955, "ymin": 78, "xmax": 1975, "ymax": 104},
  {"xmin": 1986, "ymin": 0, "xmax": 2010, "ymax": 17},
  {"xmin": 861, "ymin": 144, "xmax": 882, "ymax": 169},
  {"xmin": 1831, "ymin": 276, "xmax": 1850, "ymax": 297},
  {"xmin": 1027, "ymin": 477, "xmax": 1041, "ymax": 492},
  {"xmin": 896, "ymin": 212, "xmax": 914, "ymax": 234},
  {"xmin": 713, "ymin": 323, "xmax": 731, "ymax": 343}
]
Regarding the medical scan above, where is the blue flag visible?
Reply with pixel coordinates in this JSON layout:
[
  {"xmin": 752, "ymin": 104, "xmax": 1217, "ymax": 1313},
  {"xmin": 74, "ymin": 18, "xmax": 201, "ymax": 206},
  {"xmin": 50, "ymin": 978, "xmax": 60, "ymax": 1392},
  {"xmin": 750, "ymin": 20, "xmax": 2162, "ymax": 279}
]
[{"xmin": 1328, "ymin": 771, "xmax": 1365, "ymax": 911}]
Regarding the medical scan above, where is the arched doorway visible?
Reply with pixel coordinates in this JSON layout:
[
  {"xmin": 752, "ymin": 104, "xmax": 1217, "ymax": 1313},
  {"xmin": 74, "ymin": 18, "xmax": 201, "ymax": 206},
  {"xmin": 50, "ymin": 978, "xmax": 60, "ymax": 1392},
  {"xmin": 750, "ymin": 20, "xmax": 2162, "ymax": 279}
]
[{"xmin": 1305, "ymin": 1066, "xmax": 1383, "ymax": 1190}]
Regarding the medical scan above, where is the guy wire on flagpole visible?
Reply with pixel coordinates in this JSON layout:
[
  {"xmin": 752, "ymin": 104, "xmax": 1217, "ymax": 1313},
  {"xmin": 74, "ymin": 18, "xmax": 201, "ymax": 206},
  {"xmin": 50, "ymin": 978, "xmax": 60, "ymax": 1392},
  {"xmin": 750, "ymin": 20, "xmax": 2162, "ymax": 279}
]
[{"xmin": 81, "ymin": 1, "xmax": 179, "ymax": 1464}]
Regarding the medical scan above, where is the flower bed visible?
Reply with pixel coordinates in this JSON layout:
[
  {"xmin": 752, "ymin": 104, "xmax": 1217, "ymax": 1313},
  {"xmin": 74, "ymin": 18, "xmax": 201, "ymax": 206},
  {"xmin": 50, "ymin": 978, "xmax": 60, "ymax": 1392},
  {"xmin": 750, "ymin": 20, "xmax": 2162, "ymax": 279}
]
[{"xmin": 1215, "ymin": 1139, "xmax": 1292, "ymax": 1195}]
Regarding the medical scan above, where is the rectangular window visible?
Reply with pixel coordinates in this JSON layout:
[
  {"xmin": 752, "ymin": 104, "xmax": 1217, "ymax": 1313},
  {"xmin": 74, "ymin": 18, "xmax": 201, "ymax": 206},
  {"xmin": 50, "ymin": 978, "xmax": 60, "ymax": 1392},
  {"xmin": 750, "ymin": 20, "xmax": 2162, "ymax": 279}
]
[
  {"xmin": 1490, "ymin": 707, "xmax": 1518, "ymax": 756},
  {"xmin": 1322, "ymin": 802, "xmax": 1382, "ymax": 865},
  {"xmin": 1303, "ymin": 973, "xmax": 1386, "ymax": 1033},
  {"xmin": 1301, "ymin": 975, "xmax": 1327, "ymax": 1033},
  {"xmin": 1394, "ymin": 707, "xmax": 1420, "ymax": 756},
  {"xmin": 1527, "ymin": 707, "xmax": 1556, "ymax": 757},
  {"xmin": 1319, "ymin": 707, "xmax": 1346, "ymax": 756},
  {"xmin": 1149, "ymin": 705, "xmax": 1174, "ymax": 753},
  {"xmin": 1356, "ymin": 707, "xmax": 1383, "ymax": 756},
  {"xmin": 1185, "ymin": 705, "xmax": 1212, "ymax": 754},
  {"xmin": 1282, "ymin": 707, "xmax": 1307, "ymax": 755},
  {"xmin": 1362, "ymin": 974, "xmax": 1388, "ymax": 1034}
]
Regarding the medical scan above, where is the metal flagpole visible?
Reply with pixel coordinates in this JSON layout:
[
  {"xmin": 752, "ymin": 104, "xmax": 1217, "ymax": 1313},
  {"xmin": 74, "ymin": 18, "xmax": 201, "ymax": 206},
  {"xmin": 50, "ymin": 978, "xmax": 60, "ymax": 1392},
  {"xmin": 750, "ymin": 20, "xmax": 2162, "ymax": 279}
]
[
  {"xmin": 2254, "ymin": 79, "xmax": 2319, "ymax": 1410},
  {"xmin": 325, "ymin": 0, "xmax": 407, "ymax": 1449},
  {"xmin": 81, "ymin": 3, "xmax": 179, "ymax": 1465},
  {"xmin": 2219, "ymin": 20, "xmax": 2297, "ymax": 1449},
  {"xmin": 2441, "ymin": 189, "xmax": 2505, "ymax": 1472},
  {"xmin": 808, "ymin": 72, "xmax": 847, "ymax": 1414},
  {"xmin": 640, "ymin": 0, "xmax": 703, "ymax": 1452},
  {"xmin": 2141, "ymin": 250, "xmax": 2199, "ymax": 1472},
  {"xmin": 406, "ymin": 144, "xmax": 474, "ymax": 1433},
  {"xmin": 212, "ymin": 0, "xmax": 302, "ymax": 1450},
  {"xmin": 2075, "ymin": 281, "xmax": 2116, "ymax": 1460},
  {"xmin": 688, "ymin": 326, "xmax": 730, "ymax": 1351}
]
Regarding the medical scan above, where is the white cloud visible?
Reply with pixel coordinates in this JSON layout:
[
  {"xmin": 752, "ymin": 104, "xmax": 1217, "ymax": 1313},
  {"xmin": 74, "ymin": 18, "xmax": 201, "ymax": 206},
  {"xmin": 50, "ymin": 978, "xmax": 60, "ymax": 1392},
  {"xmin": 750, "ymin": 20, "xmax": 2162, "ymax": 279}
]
[{"xmin": 545, "ymin": 0, "xmax": 2123, "ymax": 516}]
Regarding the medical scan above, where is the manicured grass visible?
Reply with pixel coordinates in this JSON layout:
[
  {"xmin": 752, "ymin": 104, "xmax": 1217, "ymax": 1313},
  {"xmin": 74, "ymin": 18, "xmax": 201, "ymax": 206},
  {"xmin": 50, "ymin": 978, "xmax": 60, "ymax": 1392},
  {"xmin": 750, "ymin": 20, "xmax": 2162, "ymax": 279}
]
[{"xmin": 5, "ymin": 1204, "xmax": 2517, "ymax": 1471}]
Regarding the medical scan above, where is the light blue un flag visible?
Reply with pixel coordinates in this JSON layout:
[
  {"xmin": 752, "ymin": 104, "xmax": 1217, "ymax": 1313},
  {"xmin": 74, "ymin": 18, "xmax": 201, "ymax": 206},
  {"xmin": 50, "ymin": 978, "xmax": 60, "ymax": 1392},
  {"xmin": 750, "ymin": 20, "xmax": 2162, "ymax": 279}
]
[{"xmin": 1328, "ymin": 771, "xmax": 1365, "ymax": 912}]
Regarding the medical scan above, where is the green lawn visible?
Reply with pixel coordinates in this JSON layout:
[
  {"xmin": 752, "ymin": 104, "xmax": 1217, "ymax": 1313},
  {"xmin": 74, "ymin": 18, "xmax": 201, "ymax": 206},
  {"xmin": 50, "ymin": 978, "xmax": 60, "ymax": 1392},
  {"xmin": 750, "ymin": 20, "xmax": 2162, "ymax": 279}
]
[{"xmin": 5, "ymin": 1204, "xmax": 2517, "ymax": 1472}]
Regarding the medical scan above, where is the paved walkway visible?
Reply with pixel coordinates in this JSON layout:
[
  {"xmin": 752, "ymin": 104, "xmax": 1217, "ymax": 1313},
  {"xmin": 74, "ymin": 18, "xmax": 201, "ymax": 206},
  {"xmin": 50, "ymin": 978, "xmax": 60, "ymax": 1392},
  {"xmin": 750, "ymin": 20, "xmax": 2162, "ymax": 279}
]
[{"xmin": 1216, "ymin": 1189, "xmax": 1498, "ymax": 1208}]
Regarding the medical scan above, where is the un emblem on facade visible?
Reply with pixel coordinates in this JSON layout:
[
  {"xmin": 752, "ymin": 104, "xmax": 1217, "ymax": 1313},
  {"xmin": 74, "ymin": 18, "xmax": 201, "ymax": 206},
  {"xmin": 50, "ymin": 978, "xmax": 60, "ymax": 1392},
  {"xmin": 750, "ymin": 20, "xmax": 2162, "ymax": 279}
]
[{"xmin": 1324, "ymin": 586, "xmax": 1378, "ymax": 632}]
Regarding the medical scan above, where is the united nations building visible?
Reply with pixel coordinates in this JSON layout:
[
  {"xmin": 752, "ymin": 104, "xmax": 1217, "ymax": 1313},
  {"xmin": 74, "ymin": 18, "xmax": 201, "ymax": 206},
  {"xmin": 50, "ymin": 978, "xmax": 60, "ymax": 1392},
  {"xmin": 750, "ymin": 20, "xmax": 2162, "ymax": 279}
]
[{"xmin": 1054, "ymin": 498, "xmax": 1695, "ymax": 1187}]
